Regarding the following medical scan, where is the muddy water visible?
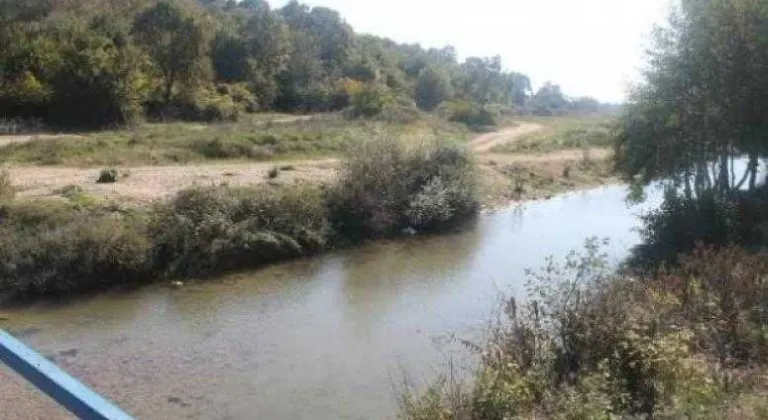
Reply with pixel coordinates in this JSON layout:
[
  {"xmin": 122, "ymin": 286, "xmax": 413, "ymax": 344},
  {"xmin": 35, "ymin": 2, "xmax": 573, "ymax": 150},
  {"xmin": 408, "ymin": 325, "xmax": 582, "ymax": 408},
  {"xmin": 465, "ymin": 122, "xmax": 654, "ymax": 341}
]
[{"xmin": 0, "ymin": 184, "xmax": 662, "ymax": 420}]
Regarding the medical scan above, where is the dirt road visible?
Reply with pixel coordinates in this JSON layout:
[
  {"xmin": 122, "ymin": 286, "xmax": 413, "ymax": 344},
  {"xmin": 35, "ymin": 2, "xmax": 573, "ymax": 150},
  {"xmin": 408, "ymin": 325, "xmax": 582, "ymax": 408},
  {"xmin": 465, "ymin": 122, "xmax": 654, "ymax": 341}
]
[
  {"xmin": 9, "ymin": 160, "xmax": 339, "ymax": 203},
  {"xmin": 468, "ymin": 123, "xmax": 544, "ymax": 152},
  {"xmin": 4, "ymin": 122, "xmax": 611, "ymax": 203}
]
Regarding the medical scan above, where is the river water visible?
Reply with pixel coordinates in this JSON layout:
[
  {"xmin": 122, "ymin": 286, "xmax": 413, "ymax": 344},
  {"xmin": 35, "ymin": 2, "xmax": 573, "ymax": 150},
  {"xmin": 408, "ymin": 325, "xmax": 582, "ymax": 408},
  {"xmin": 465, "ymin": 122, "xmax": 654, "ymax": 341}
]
[{"xmin": 0, "ymin": 184, "xmax": 662, "ymax": 419}]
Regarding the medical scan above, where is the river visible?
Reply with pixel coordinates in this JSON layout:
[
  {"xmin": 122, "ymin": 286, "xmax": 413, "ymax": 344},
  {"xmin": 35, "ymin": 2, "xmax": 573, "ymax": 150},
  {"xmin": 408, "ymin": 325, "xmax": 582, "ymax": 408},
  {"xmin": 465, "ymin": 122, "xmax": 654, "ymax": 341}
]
[{"xmin": 0, "ymin": 184, "xmax": 662, "ymax": 419}]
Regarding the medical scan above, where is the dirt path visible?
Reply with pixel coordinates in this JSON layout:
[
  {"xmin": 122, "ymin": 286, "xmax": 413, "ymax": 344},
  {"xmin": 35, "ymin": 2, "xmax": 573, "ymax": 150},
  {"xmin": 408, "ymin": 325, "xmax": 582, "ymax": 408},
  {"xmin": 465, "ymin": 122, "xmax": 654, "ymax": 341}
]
[
  {"xmin": 4, "ymin": 122, "xmax": 610, "ymax": 204},
  {"xmin": 9, "ymin": 160, "xmax": 339, "ymax": 203},
  {"xmin": 468, "ymin": 122, "xmax": 544, "ymax": 152}
]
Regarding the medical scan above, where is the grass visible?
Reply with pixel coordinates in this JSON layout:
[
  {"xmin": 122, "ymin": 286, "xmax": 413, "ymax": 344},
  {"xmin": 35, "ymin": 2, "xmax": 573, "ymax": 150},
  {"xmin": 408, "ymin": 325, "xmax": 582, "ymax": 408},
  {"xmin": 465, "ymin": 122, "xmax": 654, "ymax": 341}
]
[
  {"xmin": 492, "ymin": 115, "xmax": 616, "ymax": 154},
  {"xmin": 0, "ymin": 113, "xmax": 471, "ymax": 167},
  {"xmin": 479, "ymin": 154, "xmax": 615, "ymax": 204}
]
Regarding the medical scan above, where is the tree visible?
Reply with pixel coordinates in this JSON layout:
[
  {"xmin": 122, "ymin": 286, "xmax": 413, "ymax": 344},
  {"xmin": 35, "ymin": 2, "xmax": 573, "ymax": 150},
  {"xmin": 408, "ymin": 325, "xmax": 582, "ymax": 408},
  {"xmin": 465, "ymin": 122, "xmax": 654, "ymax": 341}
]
[
  {"xmin": 415, "ymin": 66, "xmax": 453, "ymax": 111},
  {"xmin": 616, "ymin": 0, "xmax": 768, "ymax": 197},
  {"xmin": 569, "ymin": 96, "xmax": 600, "ymax": 114},
  {"xmin": 211, "ymin": 31, "xmax": 249, "ymax": 83},
  {"xmin": 132, "ymin": 0, "xmax": 207, "ymax": 104},
  {"xmin": 456, "ymin": 56, "xmax": 504, "ymax": 105},
  {"xmin": 506, "ymin": 72, "xmax": 531, "ymax": 106},
  {"xmin": 529, "ymin": 82, "xmax": 568, "ymax": 116},
  {"xmin": 242, "ymin": 2, "xmax": 289, "ymax": 107}
]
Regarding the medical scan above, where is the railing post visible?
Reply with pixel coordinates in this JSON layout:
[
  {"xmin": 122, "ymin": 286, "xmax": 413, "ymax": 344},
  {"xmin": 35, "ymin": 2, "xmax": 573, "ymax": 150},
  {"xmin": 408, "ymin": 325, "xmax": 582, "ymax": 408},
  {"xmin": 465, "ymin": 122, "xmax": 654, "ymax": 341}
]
[{"xmin": 0, "ymin": 329, "xmax": 134, "ymax": 420}]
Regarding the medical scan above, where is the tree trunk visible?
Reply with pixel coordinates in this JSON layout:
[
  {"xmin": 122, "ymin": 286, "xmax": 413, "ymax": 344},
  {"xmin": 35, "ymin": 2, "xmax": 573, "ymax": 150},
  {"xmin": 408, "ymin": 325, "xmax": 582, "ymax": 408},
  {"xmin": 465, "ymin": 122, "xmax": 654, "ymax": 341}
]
[
  {"xmin": 718, "ymin": 152, "xmax": 730, "ymax": 195},
  {"xmin": 748, "ymin": 152, "xmax": 759, "ymax": 191},
  {"xmin": 164, "ymin": 72, "xmax": 176, "ymax": 104}
]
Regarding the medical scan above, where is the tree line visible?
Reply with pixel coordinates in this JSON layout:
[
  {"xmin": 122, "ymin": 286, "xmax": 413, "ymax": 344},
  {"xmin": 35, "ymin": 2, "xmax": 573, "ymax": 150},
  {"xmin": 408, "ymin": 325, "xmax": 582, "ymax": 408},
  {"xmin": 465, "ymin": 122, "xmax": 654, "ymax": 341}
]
[
  {"xmin": 617, "ymin": 0, "xmax": 768, "ymax": 199},
  {"xmin": 0, "ymin": 0, "xmax": 609, "ymax": 128},
  {"xmin": 616, "ymin": 0, "xmax": 768, "ymax": 267}
]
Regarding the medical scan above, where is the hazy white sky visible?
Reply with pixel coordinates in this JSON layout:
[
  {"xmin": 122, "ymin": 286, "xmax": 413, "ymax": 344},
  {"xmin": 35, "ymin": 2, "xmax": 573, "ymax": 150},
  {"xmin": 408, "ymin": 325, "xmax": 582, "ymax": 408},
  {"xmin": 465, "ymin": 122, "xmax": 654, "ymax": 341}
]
[{"xmin": 272, "ymin": 0, "xmax": 672, "ymax": 102}]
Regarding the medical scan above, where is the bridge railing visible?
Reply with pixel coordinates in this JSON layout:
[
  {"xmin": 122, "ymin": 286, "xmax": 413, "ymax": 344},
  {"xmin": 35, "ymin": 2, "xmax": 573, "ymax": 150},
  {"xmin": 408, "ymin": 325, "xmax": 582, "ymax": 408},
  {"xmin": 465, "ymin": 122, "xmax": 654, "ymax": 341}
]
[{"xmin": 0, "ymin": 329, "xmax": 134, "ymax": 420}]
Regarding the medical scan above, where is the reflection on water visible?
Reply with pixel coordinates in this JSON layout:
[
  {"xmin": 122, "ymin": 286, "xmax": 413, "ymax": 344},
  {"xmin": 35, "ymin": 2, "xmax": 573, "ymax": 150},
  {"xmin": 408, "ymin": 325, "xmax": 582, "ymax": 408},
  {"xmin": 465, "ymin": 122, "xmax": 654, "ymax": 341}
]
[{"xmin": 0, "ymin": 184, "xmax": 662, "ymax": 420}]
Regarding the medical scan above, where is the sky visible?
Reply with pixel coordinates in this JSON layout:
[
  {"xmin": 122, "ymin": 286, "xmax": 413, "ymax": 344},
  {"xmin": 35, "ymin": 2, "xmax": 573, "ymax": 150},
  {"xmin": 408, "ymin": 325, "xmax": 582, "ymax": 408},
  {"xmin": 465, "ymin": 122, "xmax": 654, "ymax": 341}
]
[{"xmin": 271, "ymin": 0, "xmax": 672, "ymax": 103}]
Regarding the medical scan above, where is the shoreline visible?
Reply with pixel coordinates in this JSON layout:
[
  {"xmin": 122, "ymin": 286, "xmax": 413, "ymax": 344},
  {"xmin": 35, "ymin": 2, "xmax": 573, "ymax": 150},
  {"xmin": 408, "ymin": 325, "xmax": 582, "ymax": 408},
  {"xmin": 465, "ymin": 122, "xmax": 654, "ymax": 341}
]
[{"xmin": 0, "ymin": 177, "xmax": 618, "ymax": 309}]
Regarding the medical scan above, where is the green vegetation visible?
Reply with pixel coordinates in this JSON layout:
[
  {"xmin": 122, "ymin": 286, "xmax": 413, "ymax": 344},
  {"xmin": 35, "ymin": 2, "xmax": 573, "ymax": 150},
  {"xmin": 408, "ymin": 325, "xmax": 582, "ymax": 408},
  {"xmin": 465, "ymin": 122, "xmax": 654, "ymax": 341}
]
[
  {"xmin": 0, "ymin": 115, "xmax": 468, "ymax": 166},
  {"xmin": 401, "ymin": 241, "xmax": 768, "ymax": 419},
  {"xmin": 96, "ymin": 168, "xmax": 119, "ymax": 183},
  {"xmin": 493, "ymin": 116, "xmax": 615, "ymax": 154},
  {"xmin": 614, "ymin": 0, "xmax": 768, "ymax": 267},
  {"xmin": 500, "ymin": 158, "xmax": 613, "ymax": 201},
  {"xmin": 0, "ymin": 0, "xmax": 610, "ymax": 132},
  {"xmin": 403, "ymin": 1, "xmax": 768, "ymax": 417},
  {"xmin": 150, "ymin": 185, "xmax": 330, "ymax": 277},
  {"xmin": 328, "ymin": 138, "xmax": 478, "ymax": 240},
  {"xmin": 0, "ymin": 170, "xmax": 13, "ymax": 203},
  {"xmin": 617, "ymin": 0, "xmax": 768, "ymax": 197},
  {"xmin": 440, "ymin": 101, "xmax": 498, "ymax": 133},
  {"xmin": 0, "ymin": 140, "xmax": 478, "ymax": 300}
]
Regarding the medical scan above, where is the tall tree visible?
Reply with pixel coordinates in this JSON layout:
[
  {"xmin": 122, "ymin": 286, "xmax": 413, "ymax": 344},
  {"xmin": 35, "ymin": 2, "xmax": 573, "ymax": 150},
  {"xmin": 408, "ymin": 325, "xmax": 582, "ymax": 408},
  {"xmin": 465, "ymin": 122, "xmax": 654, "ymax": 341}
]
[
  {"xmin": 415, "ymin": 66, "xmax": 453, "ymax": 111},
  {"xmin": 529, "ymin": 82, "xmax": 568, "ymax": 116},
  {"xmin": 456, "ymin": 56, "xmax": 504, "ymax": 105},
  {"xmin": 132, "ymin": 0, "xmax": 207, "ymax": 103},
  {"xmin": 616, "ymin": 0, "xmax": 768, "ymax": 197}
]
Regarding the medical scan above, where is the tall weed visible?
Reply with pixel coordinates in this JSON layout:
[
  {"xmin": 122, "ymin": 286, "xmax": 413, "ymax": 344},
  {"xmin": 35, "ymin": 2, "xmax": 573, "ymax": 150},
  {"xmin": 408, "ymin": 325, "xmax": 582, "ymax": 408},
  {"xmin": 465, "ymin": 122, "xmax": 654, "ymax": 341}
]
[
  {"xmin": 400, "ymin": 240, "xmax": 762, "ymax": 420},
  {"xmin": 150, "ymin": 185, "xmax": 331, "ymax": 277},
  {"xmin": 328, "ymin": 138, "xmax": 478, "ymax": 240}
]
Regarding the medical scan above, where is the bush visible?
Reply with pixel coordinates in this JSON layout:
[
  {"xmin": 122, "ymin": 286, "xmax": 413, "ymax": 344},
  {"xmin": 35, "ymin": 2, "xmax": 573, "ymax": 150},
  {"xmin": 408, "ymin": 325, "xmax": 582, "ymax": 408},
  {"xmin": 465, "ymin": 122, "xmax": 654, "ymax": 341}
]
[
  {"xmin": 149, "ymin": 185, "xmax": 331, "ymax": 277},
  {"xmin": 0, "ymin": 202, "xmax": 152, "ymax": 299},
  {"xmin": 0, "ymin": 140, "xmax": 481, "ymax": 300},
  {"xmin": 149, "ymin": 87, "xmax": 241, "ymax": 123},
  {"xmin": 629, "ymin": 189, "xmax": 768, "ymax": 269},
  {"xmin": 400, "ymin": 240, "xmax": 758, "ymax": 420},
  {"xmin": 267, "ymin": 166, "xmax": 280, "ymax": 179},
  {"xmin": 328, "ymin": 139, "xmax": 478, "ymax": 240},
  {"xmin": 96, "ymin": 168, "xmax": 119, "ymax": 183},
  {"xmin": 380, "ymin": 95, "xmax": 421, "ymax": 124},
  {"xmin": 194, "ymin": 138, "xmax": 258, "ymax": 159},
  {"xmin": 438, "ymin": 100, "xmax": 497, "ymax": 131},
  {"xmin": 348, "ymin": 85, "xmax": 395, "ymax": 118},
  {"xmin": 0, "ymin": 170, "xmax": 14, "ymax": 203}
]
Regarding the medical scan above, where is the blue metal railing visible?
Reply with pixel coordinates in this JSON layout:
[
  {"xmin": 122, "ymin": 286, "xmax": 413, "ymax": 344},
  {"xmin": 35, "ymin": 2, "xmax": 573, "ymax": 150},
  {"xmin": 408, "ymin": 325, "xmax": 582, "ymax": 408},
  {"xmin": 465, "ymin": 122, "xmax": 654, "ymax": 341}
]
[{"xmin": 0, "ymin": 329, "xmax": 134, "ymax": 420}]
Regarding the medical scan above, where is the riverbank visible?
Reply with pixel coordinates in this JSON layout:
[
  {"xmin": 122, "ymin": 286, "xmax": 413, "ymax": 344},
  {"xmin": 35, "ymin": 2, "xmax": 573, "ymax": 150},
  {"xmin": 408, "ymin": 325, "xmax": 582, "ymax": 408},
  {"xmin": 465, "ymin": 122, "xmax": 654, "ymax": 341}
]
[
  {"xmin": 400, "ymin": 244, "xmax": 768, "ymax": 420},
  {"xmin": 0, "ymin": 139, "xmax": 479, "ymax": 302},
  {"xmin": 0, "ymin": 117, "xmax": 617, "ymax": 301},
  {"xmin": 0, "ymin": 184, "xmax": 658, "ymax": 420}
]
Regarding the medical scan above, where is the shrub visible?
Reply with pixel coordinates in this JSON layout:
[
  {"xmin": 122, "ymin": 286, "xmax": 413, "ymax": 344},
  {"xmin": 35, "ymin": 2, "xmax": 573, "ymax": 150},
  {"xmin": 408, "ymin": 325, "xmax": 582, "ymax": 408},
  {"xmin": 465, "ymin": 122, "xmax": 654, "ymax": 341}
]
[
  {"xmin": 195, "ymin": 138, "xmax": 254, "ymax": 159},
  {"xmin": 348, "ymin": 85, "xmax": 395, "ymax": 118},
  {"xmin": 97, "ymin": 168, "xmax": 119, "ymax": 183},
  {"xmin": 267, "ymin": 166, "xmax": 280, "ymax": 179},
  {"xmin": 629, "ymin": 189, "xmax": 768, "ymax": 269},
  {"xmin": 438, "ymin": 100, "xmax": 497, "ymax": 131},
  {"xmin": 328, "ymin": 138, "xmax": 478, "ymax": 240},
  {"xmin": 0, "ymin": 170, "xmax": 14, "ymax": 203},
  {"xmin": 380, "ymin": 95, "xmax": 421, "ymax": 124},
  {"xmin": 0, "ymin": 203, "xmax": 152, "ymax": 299},
  {"xmin": 150, "ymin": 87, "xmax": 240, "ymax": 123},
  {"xmin": 55, "ymin": 184, "xmax": 94, "ymax": 207},
  {"xmin": 150, "ymin": 185, "xmax": 331, "ymax": 277},
  {"xmin": 400, "ymin": 240, "xmax": 747, "ymax": 420}
]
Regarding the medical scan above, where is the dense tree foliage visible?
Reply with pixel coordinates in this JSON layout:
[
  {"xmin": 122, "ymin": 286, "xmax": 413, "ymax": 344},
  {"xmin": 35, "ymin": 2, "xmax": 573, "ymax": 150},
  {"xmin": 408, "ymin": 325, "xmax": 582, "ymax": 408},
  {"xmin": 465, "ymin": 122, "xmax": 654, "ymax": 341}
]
[
  {"xmin": 0, "ymin": 0, "xmax": 610, "ymax": 128},
  {"xmin": 617, "ymin": 0, "xmax": 768, "ymax": 198}
]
